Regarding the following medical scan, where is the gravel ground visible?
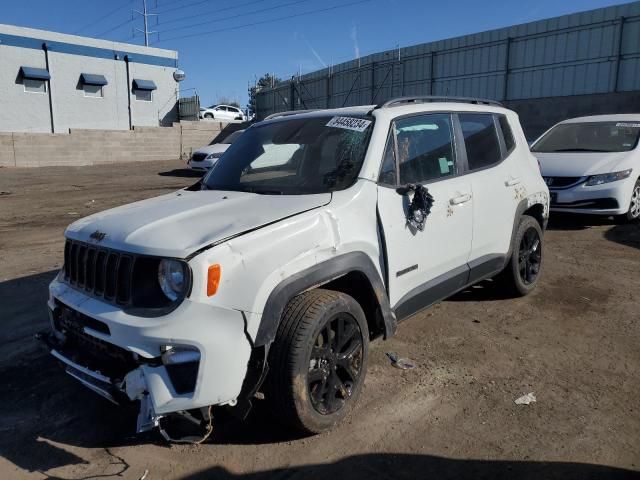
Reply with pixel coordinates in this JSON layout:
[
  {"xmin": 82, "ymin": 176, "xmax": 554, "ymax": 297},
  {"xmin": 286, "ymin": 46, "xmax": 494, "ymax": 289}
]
[{"xmin": 0, "ymin": 160, "xmax": 638, "ymax": 480}]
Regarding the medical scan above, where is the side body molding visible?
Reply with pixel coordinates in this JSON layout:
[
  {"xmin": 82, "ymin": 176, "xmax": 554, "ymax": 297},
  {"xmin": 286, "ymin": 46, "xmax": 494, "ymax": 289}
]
[{"xmin": 255, "ymin": 252, "xmax": 396, "ymax": 347}]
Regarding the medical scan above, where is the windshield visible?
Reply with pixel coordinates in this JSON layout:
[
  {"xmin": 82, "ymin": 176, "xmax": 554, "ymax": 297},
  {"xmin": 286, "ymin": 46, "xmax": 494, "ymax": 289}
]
[
  {"xmin": 532, "ymin": 121, "xmax": 640, "ymax": 153},
  {"xmin": 201, "ymin": 115, "xmax": 374, "ymax": 195}
]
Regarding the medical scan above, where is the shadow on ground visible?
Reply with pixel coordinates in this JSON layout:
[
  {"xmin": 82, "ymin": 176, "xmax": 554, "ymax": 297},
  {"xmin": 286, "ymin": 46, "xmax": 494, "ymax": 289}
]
[
  {"xmin": 447, "ymin": 278, "xmax": 514, "ymax": 302},
  {"xmin": 182, "ymin": 453, "xmax": 640, "ymax": 480},
  {"xmin": 547, "ymin": 212, "xmax": 619, "ymax": 231},
  {"xmin": 604, "ymin": 222, "xmax": 640, "ymax": 249}
]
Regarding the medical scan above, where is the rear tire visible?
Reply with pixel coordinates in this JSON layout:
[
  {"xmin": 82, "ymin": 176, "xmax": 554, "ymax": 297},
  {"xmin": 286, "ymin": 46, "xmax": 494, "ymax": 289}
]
[
  {"xmin": 265, "ymin": 289, "xmax": 369, "ymax": 433},
  {"xmin": 497, "ymin": 215, "xmax": 544, "ymax": 297}
]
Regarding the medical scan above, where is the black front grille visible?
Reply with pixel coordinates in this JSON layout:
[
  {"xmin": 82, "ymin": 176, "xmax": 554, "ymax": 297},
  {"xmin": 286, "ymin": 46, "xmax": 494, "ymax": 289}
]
[
  {"xmin": 191, "ymin": 152, "xmax": 208, "ymax": 162},
  {"xmin": 544, "ymin": 176, "xmax": 583, "ymax": 189},
  {"xmin": 64, "ymin": 240, "xmax": 134, "ymax": 305}
]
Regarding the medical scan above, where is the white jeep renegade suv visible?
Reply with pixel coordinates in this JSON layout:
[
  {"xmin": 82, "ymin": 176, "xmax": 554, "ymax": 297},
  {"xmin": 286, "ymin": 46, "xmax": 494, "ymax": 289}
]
[{"xmin": 41, "ymin": 97, "xmax": 549, "ymax": 440}]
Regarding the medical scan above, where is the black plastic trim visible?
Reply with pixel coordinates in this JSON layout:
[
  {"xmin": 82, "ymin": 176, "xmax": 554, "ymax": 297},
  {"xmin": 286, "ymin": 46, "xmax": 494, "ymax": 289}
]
[
  {"xmin": 394, "ymin": 264, "xmax": 469, "ymax": 321},
  {"xmin": 468, "ymin": 254, "xmax": 507, "ymax": 285},
  {"xmin": 256, "ymin": 252, "xmax": 396, "ymax": 347}
]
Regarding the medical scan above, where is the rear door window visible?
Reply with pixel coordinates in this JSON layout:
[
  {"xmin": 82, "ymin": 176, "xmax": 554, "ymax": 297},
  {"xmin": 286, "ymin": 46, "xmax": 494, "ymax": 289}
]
[{"xmin": 459, "ymin": 113, "xmax": 502, "ymax": 171}]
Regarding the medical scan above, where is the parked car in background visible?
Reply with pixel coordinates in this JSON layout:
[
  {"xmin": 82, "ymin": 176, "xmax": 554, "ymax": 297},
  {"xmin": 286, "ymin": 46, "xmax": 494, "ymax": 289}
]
[
  {"xmin": 188, "ymin": 130, "xmax": 244, "ymax": 171},
  {"xmin": 531, "ymin": 115, "xmax": 640, "ymax": 221},
  {"xmin": 40, "ymin": 97, "xmax": 548, "ymax": 442},
  {"xmin": 199, "ymin": 104, "xmax": 247, "ymax": 122}
]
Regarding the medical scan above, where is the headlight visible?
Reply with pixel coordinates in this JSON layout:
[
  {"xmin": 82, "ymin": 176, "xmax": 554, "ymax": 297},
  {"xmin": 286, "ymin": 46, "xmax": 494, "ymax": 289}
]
[
  {"xmin": 158, "ymin": 259, "xmax": 187, "ymax": 301},
  {"xmin": 585, "ymin": 169, "xmax": 632, "ymax": 186},
  {"xmin": 206, "ymin": 152, "xmax": 223, "ymax": 160}
]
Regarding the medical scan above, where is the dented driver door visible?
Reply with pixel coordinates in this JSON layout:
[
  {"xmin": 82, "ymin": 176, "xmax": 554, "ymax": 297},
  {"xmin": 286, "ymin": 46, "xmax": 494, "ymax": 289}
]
[{"xmin": 377, "ymin": 113, "xmax": 473, "ymax": 317}]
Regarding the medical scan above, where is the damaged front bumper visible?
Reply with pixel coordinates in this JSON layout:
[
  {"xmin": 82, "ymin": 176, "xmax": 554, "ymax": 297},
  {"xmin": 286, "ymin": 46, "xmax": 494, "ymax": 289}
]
[
  {"xmin": 37, "ymin": 331, "xmax": 162, "ymax": 432},
  {"xmin": 42, "ymin": 276, "xmax": 253, "ymax": 437}
]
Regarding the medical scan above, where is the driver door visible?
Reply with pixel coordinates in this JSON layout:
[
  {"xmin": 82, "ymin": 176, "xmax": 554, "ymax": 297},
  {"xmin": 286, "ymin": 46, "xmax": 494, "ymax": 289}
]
[{"xmin": 377, "ymin": 113, "xmax": 473, "ymax": 318}]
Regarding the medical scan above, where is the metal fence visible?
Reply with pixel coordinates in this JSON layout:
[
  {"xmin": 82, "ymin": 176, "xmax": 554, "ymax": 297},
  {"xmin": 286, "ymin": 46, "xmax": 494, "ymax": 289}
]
[
  {"xmin": 256, "ymin": 2, "xmax": 640, "ymax": 120},
  {"xmin": 178, "ymin": 94, "xmax": 200, "ymax": 121}
]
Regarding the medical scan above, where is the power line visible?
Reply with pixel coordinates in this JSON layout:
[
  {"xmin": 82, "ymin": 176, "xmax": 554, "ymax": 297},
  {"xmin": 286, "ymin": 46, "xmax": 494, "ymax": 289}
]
[
  {"xmin": 74, "ymin": 0, "xmax": 133, "ymax": 35},
  {"xmin": 156, "ymin": 0, "xmax": 196, "ymax": 7},
  {"xmin": 160, "ymin": 0, "xmax": 313, "ymax": 34},
  {"xmin": 156, "ymin": 0, "xmax": 373, "ymax": 43},
  {"xmin": 154, "ymin": 0, "xmax": 213, "ymax": 16},
  {"xmin": 159, "ymin": 0, "xmax": 269, "ymax": 26},
  {"xmin": 96, "ymin": 15, "xmax": 135, "ymax": 37}
]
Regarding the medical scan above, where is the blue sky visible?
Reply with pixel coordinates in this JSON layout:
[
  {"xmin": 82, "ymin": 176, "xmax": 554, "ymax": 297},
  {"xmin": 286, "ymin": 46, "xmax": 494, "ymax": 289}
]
[{"xmin": 2, "ymin": 0, "xmax": 627, "ymax": 107}]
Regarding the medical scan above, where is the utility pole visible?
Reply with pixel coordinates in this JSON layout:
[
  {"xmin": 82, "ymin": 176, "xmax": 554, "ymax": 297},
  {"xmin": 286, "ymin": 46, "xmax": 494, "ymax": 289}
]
[{"xmin": 134, "ymin": 0, "xmax": 157, "ymax": 46}]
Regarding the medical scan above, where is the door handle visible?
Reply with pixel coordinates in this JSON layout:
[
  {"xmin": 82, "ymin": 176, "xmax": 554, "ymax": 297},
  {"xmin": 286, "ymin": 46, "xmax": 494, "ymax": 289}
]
[
  {"xmin": 449, "ymin": 193, "xmax": 472, "ymax": 205},
  {"xmin": 505, "ymin": 177, "xmax": 521, "ymax": 187}
]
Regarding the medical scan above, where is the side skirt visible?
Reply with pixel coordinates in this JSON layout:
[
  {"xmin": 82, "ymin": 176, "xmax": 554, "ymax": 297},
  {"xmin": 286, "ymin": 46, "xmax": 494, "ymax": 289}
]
[{"xmin": 393, "ymin": 254, "xmax": 506, "ymax": 322}]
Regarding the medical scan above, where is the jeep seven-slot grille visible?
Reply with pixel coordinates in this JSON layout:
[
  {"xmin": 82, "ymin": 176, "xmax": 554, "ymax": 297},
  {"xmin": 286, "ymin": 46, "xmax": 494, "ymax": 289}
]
[{"xmin": 63, "ymin": 240, "xmax": 134, "ymax": 305}]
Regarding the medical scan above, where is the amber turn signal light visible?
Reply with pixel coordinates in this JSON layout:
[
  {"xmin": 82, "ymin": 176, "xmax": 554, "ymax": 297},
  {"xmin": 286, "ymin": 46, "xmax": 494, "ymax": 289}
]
[{"xmin": 207, "ymin": 264, "xmax": 221, "ymax": 296}]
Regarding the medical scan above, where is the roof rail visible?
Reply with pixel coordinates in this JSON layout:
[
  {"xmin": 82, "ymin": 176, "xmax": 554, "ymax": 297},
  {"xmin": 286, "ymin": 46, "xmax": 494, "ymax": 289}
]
[
  {"xmin": 264, "ymin": 109, "xmax": 319, "ymax": 120},
  {"xmin": 378, "ymin": 96, "xmax": 503, "ymax": 108}
]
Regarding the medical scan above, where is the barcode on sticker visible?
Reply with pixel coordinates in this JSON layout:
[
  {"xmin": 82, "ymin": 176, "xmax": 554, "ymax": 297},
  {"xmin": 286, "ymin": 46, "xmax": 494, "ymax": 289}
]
[
  {"xmin": 326, "ymin": 116, "xmax": 372, "ymax": 132},
  {"xmin": 616, "ymin": 122, "xmax": 640, "ymax": 128}
]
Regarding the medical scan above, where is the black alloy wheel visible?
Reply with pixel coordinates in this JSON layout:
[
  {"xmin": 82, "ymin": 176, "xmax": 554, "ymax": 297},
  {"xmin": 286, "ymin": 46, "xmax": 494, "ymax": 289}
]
[
  {"xmin": 518, "ymin": 226, "xmax": 542, "ymax": 285},
  {"xmin": 307, "ymin": 313, "xmax": 364, "ymax": 415}
]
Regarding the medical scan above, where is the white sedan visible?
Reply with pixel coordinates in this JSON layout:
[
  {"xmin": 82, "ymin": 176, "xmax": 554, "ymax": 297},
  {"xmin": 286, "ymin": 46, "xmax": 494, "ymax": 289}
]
[
  {"xmin": 532, "ymin": 114, "xmax": 640, "ymax": 222},
  {"xmin": 188, "ymin": 130, "xmax": 244, "ymax": 171},
  {"xmin": 199, "ymin": 104, "xmax": 246, "ymax": 122}
]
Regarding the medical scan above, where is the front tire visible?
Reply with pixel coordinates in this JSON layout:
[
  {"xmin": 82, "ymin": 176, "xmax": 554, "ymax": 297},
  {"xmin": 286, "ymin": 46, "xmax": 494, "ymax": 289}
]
[
  {"xmin": 621, "ymin": 179, "xmax": 640, "ymax": 223},
  {"xmin": 265, "ymin": 289, "xmax": 369, "ymax": 433},
  {"xmin": 204, "ymin": 113, "xmax": 214, "ymax": 119},
  {"xmin": 498, "ymin": 215, "xmax": 544, "ymax": 297}
]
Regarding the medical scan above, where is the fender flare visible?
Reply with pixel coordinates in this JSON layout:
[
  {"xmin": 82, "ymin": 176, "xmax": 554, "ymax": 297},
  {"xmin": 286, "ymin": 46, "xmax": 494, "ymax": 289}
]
[
  {"xmin": 505, "ymin": 197, "xmax": 547, "ymax": 264},
  {"xmin": 254, "ymin": 251, "xmax": 396, "ymax": 347}
]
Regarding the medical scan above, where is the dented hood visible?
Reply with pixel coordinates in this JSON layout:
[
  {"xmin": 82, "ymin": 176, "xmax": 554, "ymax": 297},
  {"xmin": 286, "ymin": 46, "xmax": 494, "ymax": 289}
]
[{"xmin": 65, "ymin": 189, "xmax": 331, "ymax": 258}]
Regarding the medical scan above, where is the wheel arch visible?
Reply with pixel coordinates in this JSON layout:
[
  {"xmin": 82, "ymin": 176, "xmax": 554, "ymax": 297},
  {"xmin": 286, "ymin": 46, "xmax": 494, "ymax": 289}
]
[
  {"xmin": 255, "ymin": 252, "xmax": 396, "ymax": 348},
  {"xmin": 506, "ymin": 196, "xmax": 548, "ymax": 263}
]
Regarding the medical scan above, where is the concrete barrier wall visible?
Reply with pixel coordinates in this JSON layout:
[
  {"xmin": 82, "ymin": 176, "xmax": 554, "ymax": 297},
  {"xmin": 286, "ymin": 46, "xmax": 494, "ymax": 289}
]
[{"xmin": 0, "ymin": 121, "xmax": 229, "ymax": 168}]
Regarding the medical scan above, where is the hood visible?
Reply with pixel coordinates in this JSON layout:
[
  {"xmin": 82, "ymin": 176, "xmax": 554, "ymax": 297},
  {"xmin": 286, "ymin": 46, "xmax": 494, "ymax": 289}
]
[
  {"xmin": 193, "ymin": 144, "xmax": 230, "ymax": 156},
  {"xmin": 65, "ymin": 189, "xmax": 331, "ymax": 258},
  {"xmin": 533, "ymin": 151, "xmax": 636, "ymax": 177}
]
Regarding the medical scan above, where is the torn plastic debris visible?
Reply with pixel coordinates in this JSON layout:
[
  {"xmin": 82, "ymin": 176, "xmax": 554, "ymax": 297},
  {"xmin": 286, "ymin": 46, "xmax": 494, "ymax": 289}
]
[
  {"xmin": 386, "ymin": 352, "xmax": 416, "ymax": 370},
  {"xmin": 123, "ymin": 368, "xmax": 213, "ymax": 443},
  {"xmin": 397, "ymin": 183, "xmax": 435, "ymax": 231},
  {"xmin": 514, "ymin": 392, "xmax": 537, "ymax": 405},
  {"xmin": 123, "ymin": 369, "xmax": 162, "ymax": 433}
]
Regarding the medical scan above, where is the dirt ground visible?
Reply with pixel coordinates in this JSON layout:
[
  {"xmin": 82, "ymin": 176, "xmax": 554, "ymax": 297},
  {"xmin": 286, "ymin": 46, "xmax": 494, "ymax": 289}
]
[{"xmin": 0, "ymin": 160, "xmax": 639, "ymax": 480}]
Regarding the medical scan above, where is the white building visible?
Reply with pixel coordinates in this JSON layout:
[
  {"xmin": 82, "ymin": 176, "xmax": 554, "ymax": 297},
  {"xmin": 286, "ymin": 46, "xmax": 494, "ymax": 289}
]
[{"xmin": 0, "ymin": 24, "xmax": 181, "ymax": 133}]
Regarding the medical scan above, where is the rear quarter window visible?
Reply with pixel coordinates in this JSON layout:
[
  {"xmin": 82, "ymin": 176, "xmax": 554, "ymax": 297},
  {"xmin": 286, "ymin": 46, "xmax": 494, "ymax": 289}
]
[
  {"xmin": 459, "ymin": 113, "xmax": 502, "ymax": 171},
  {"xmin": 498, "ymin": 115, "xmax": 516, "ymax": 155}
]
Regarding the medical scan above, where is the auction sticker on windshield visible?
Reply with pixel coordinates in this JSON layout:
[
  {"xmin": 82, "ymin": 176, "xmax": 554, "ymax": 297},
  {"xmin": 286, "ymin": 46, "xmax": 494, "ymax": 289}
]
[
  {"xmin": 326, "ymin": 116, "xmax": 372, "ymax": 132},
  {"xmin": 616, "ymin": 122, "xmax": 640, "ymax": 128}
]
